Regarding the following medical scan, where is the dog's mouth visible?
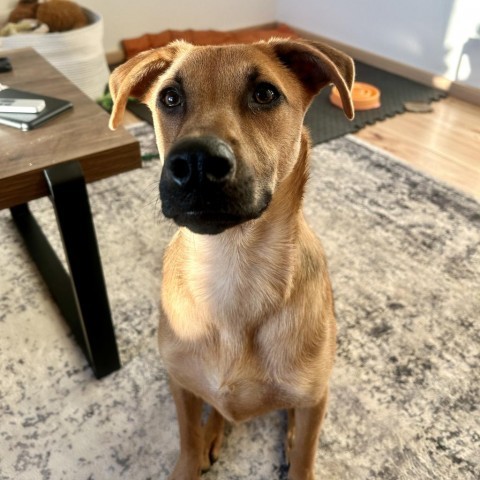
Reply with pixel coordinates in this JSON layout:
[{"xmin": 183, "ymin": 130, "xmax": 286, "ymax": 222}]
[
  {"xmin": 173, "ymin": 211, "xmax": 245, "ymax": 235},
  {"xmin": 166, "ymin": 189, "xmax": 272, "ymax": 235},
  {"xmin": 162, "ymin": 186, "xmax": 273, "ymax": 235}
]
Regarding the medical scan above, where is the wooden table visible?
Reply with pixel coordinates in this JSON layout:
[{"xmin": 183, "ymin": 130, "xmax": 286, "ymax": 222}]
[{"xmin": 0, "ymin": 48, "xmax": 141, "ymax": 379}]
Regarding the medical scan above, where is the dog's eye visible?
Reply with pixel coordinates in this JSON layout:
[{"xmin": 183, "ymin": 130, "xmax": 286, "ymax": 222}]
[
  {"xmin": 253, "ymin": 83, "xmax": 280, "ymax": 105},
  {"xmin": 160, "ymin": 88, "xmax": 183, "ymax": 108}
]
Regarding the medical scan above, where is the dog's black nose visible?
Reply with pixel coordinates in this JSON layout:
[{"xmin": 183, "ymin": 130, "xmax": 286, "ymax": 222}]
[{"xmin": 165, "ymin": 136, "xmax": 236, "ymax": 188}]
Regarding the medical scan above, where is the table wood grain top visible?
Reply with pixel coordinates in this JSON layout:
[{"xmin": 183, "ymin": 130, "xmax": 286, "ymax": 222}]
[{"xmin": 0, "ymin": 48, "xmax": 141, "ymax": 209}]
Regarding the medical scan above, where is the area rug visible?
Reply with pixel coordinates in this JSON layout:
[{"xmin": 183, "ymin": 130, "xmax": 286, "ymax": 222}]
[{"xmin": 0, "ymin": 123, "xmax": 478, "ymax": 480}]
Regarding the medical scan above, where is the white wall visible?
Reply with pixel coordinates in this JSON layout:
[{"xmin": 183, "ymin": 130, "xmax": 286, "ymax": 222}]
[
  {"xmin": 0, "ymin": 0, "xmax": 277, "ymax": 52},
  {"xmin": 0, "ymin": 0, "xmax": 16, "ymax": 24},
  {"xmin": 1, "ymin": 0, "xmax": 478, "ymax": 87},
  {"xmin": 277, "ymin": 0, "xmax": 480, "ymax": 87},
  {"xmin": 0, "ymin": 0, "xmax": 276, "ymax": 52},
  {"xmin": 82, "ymin": 0, "xmax": 276, "ymax": 52}
]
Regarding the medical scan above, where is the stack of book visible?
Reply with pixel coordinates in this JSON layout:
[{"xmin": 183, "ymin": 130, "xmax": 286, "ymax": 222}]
[{"xmin": 0, "ymin": 84, "xmax": 72, "ymax": 131}]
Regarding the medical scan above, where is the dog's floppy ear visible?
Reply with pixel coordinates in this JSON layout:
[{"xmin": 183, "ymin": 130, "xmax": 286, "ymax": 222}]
[
  {"xmin": 269, "ymin": 39, "xmax": 355, "ymax": 119},
  {"xmin": 109, "ymin": 43, "xmax": 184, "ymax": 130}
]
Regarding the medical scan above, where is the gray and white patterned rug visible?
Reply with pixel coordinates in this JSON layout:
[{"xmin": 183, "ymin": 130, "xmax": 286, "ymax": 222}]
[{"xmin": 0, "ymin": 122, "xmax": 479, "ymax": 480}]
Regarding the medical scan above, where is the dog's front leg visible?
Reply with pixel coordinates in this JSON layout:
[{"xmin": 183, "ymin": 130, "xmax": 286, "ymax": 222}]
[
  {"xmin": 288, "ymin": 388, "xmax": 329, "ymax": 480},
  {"xmin": 168, "ymin": 378, "xmax": 205, "ymax": 480}
]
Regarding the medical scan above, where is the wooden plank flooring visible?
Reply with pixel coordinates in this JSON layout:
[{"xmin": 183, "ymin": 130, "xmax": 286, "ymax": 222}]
[
  {"xmin": 123, "ymin": 95, "xmax": 480, "ymax": 201},
  {"xmin": 355, "ymin": 96, "xmax": 480, "ymax": 201}
]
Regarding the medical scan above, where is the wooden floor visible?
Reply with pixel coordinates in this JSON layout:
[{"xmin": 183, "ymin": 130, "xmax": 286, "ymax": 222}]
[
  {"xmin": 124, "ymin": 95, "xmax": 480, "ymax": 201},
  {"xmin": 355, "ymin": 96, "xmax": 480, "ymax": 201}
]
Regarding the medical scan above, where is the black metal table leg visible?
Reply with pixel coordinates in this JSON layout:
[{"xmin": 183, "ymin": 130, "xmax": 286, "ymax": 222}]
[{"xmin": 11, "ymin": 161, "xmax": 121, "ymax": 379}]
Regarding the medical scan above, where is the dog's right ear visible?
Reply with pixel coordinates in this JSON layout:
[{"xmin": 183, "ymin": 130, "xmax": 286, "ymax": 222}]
[
  {"xmin": 268, "ymin": 39, "xmax": 355, "ymax": 119},
  {"xmin": 109, "ymin": 43, "xmax": 185, "ymax": 130}
]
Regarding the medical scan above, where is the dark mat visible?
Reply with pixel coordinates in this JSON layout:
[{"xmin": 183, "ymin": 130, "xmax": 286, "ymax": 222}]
[
  {"xmin": 126, "ymin": 60, "xmax": 448, "ymax": 145},
  {"xmin": 305, "ymin": 61, "xmax": 447, "ymax": 144},
  {"xmin": 126, "ymin": 100, "xmax": 154, "ymax": 126}
]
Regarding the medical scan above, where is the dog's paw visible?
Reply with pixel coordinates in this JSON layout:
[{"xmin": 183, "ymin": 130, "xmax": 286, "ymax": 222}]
[
  {"xmin": 200, "ymin": 444, "xmax": 219, "ymax": 474},
  {"xmin": 201, "ymin": 409, "xmax": 225, "ymax": 472},
  {"xmin": 288, "ymin": 468, "xmax": 316, "ymax": 480},
  {"xmin": 168, "ymin": 460, "xmax": 202, "ymax": 480}
]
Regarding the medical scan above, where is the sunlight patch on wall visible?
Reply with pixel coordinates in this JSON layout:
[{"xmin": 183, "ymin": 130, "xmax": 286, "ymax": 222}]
[{"xmin": 443, "ymin": 0, "xmax": 480, "ymax": 82}]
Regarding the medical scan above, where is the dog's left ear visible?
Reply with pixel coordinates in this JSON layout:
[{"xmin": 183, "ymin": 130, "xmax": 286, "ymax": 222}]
[
  {"xmin": 269, "ymin": 39, "xmax": 355, "ymax": 119},
  {"xmin": 108, "ymin": 42, "xmax": 187, "ymax": 130}
]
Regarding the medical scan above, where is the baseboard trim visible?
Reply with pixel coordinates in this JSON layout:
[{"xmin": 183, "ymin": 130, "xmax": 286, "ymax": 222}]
[{"xmin": 293, "ymin": 27, "xmax": 480, "ymax": 106}]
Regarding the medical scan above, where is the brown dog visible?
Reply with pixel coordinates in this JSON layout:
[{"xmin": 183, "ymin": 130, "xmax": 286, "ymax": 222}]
[{"xmin": 109, "ymin": 38, "xmax": 354, "ymax": 480}]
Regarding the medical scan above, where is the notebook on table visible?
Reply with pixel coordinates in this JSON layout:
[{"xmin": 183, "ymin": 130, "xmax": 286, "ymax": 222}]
[{"xmin": 0, "ymin": 84, "xmax": 73, "ymax": 131}]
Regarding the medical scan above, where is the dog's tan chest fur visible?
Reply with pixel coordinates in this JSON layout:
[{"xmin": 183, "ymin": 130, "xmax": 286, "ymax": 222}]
[
  {"xmin": 160, "ymin": 313, "xmax": 328, "ymax": 424},
  {"xmin": 159, "ymin": 218, "xmax": 336, "ymax": 424}
]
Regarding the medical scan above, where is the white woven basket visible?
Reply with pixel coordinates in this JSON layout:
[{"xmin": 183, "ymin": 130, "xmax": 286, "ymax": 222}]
[{"xmin": 0, "ymin": 8, "xmax": 109, "ymax": 100}]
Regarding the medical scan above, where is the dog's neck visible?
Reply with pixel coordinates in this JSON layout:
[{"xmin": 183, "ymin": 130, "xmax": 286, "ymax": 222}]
[{"xmin": 177, "ymin": 132, "xmax": 311, "ymax": 322}]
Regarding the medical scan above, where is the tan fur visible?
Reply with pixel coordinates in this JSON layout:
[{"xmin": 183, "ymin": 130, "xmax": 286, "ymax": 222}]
[
  {"xmin": 8, "ymin": 0, "xmax": 88, "ymax": 31},
  {"xmin": 37, "ymin": 0, "xmax": 88, "ymax": 32},
  {"xmin": 7, "ymin": 0, "xmax": 38, "ymax": 24},
  {"xmin": 109, "ymin": 39, "xmax": 354, "ymax": 480}
]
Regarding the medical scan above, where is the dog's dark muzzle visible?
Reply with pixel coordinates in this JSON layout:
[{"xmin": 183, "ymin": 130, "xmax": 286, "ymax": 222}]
[{"xmin": 160, "ymin": 136, "xmax": 269, "ymax": 235}]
